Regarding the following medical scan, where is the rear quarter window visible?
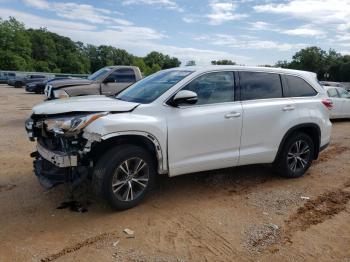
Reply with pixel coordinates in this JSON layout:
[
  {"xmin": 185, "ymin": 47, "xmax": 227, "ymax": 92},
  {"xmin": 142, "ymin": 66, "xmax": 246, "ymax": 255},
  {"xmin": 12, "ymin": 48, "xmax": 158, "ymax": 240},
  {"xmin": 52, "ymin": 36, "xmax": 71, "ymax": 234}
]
[
  {"xmin": 240, "ymin": 71, "xmax": 282, "ymax": 100},
  {"xmin": 284, "ymin": 75, "xmax": 317, "ymax": 97}
]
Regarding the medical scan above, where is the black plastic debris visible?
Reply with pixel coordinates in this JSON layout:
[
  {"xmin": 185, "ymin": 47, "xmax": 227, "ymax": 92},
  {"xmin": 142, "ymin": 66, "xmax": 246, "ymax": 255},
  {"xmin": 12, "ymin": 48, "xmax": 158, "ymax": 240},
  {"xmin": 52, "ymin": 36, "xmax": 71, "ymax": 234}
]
[{"xmin": 57, "ymin": 200, "xmax": 88, "ymax": 213}]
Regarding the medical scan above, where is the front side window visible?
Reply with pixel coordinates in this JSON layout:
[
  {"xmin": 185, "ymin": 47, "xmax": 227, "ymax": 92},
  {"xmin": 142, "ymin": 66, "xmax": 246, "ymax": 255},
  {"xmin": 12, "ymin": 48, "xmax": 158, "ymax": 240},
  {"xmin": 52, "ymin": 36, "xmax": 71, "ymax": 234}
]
[
  {"xmin": 181, "ymin": 71, "xmax": 235, "ymax": 105},
  {"xmin": 110, "ymin": 69, "xmax": 136, "ymax": 83},
  {"xmin": 117, "ymin": 70, "xmax": 193, "ymax": 104},
  {"xmin": 285, "ymin": 75, "xmax": 317, "ymax": 97},
  {"xmin": 240, "ymin": 72, "xmax": 282, "ymax": 101},
  {"xmin": 327, "ymin": 88, "xmax": 339, "ymax": 98}
]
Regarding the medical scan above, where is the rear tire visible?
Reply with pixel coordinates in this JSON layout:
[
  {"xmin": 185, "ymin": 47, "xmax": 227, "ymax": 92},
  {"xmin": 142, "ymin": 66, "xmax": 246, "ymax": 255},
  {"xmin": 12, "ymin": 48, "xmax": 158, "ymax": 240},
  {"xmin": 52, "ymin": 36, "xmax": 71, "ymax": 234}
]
[
  {"xmin": 274, "ymin": 132, "xmax": 314, "ymax": 178},
  {"xmin": 92, "ymin": 145, "xmax": 156, "ymax": 210}
]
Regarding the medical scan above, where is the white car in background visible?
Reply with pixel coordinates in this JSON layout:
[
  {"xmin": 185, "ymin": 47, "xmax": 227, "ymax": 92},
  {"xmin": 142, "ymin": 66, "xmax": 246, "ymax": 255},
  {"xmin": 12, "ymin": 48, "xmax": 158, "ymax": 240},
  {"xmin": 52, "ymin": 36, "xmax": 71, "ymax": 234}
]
[{"xmin": 324, "ymin": 86, "xmax": 350, "ymax": 119}]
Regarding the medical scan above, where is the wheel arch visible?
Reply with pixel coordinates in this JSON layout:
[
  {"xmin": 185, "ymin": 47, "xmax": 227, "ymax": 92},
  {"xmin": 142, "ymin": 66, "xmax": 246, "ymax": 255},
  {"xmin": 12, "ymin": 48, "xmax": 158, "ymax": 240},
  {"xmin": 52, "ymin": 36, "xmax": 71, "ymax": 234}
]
[
  {"xmin": 89, "ymin": 131, "xmax": 167, "ymax": 174},
  {"xmin": 275, "ymin": 123, "xmax": 321, "ymax": 162}
]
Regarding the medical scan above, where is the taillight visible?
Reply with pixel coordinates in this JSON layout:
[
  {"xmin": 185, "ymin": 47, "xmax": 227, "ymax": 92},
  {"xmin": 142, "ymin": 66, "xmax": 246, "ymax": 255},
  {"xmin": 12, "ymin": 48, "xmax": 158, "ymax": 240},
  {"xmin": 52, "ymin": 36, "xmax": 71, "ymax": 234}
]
[{"xmin": 322, "ymin": 99, "xmax": 333, "ymax": 110}]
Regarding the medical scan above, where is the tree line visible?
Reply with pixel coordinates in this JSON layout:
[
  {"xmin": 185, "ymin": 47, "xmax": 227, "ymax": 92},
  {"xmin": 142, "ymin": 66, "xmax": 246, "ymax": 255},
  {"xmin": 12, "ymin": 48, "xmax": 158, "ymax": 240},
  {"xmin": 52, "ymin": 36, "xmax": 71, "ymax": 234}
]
[
  {"xmin": 275, "ymin": 46, "xmax": 350, "ymax": 82},
  {"xmin": 1, "ymin": 18, "xmax": 350, "ymax": 81},
  {"xmin": 0, "ymin": 17, "xmax": 181, "ymax": 75}
]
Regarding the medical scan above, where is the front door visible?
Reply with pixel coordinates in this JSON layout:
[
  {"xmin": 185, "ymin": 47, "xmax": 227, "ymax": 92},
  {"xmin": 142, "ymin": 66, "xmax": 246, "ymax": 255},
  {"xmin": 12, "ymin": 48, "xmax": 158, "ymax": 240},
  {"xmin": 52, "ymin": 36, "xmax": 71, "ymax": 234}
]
[{"xmin": 166, "ymin": 71, "xmax": 242, "ymax": 176}]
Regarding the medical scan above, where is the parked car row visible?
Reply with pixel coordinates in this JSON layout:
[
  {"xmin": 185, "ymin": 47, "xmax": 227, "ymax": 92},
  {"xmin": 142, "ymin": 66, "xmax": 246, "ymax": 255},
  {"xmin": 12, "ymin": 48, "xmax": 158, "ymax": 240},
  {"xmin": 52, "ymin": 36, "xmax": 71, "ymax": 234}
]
[
  {"xmin": 7, "ymin": 74, "xmax": 50, "ymax": 88},
  {"xmin": 44, "ymin": 66, "xmax": 142, "ymax": 99},
  {"xmin": 25, "ymin": 66, "xmax": 334, "ymax": 210},
  {"xmin": 0, "ymin": 72, "xmax": 16, "ymax": 84},
  {"xmin": 2, "ymin": 66, "xmax": 143, "ymax": 98}
]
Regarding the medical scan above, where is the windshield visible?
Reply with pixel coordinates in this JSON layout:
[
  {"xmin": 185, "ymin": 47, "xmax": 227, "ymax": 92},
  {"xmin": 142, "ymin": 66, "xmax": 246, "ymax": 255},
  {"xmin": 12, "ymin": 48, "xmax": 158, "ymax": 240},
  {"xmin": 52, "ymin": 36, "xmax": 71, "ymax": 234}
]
[
  {"xmin": 88, "ymin": 67, "xmax": 112, "ymax": 81},
  {"xmin": 116, "ymin": 70, "xmax": 193, "ymax": 103}
]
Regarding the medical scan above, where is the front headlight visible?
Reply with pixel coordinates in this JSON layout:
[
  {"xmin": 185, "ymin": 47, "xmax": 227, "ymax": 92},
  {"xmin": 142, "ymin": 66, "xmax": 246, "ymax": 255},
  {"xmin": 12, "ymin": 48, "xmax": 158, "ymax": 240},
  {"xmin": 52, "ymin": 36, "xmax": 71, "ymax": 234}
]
[
  {"xmin": 45, "ymin": 112, "xmax": 108, "ymax": 135},
  {"xmin": 53, "ymin": 89, "xmax": 69, "ymax": 99}
]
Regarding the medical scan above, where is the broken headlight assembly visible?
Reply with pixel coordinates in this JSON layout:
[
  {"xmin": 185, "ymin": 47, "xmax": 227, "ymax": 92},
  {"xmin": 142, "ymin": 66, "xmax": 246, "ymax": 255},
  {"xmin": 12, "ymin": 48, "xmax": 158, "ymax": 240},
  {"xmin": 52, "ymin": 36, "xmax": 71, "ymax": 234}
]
[{"xmin": 44, "ymin": 112, "xmax": 108, "ymax": 135}]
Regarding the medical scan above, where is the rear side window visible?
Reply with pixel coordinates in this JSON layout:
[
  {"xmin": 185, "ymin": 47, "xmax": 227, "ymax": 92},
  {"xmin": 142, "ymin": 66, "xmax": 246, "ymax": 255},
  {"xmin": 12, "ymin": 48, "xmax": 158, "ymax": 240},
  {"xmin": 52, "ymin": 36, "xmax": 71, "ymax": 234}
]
[
  {"xmin": 285, "ymin": 75, "xmax": 317, "ymax": 97},
  {"xmin": 240, "ymin": 72, "xmax": 282, "ymax": 101},
  {"xmin": 111, "ymin": 69, "xmax": 136, "ymax": 83},
  {"xmin": 327, "ymin": 88, "xmax": 339, "ymax": 98}
]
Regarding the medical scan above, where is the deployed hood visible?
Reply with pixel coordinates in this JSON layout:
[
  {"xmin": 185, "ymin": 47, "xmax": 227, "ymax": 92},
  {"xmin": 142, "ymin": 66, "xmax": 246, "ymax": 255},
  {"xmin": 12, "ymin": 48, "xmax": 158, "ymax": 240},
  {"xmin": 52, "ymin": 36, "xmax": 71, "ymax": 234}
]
[
  {"xmin": 50, "ymin": 78, "xmax": 92, "ymax": 89},
  {"xmin": 32, "ymin": 95, "xmax": 139, "ymax": 115}
]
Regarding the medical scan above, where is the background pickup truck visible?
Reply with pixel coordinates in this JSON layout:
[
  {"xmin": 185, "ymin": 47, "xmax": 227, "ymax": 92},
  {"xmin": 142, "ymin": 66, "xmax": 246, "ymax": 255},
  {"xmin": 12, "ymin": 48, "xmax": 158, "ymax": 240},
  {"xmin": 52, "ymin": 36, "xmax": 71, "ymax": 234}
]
[{"xmin": 45, "ymin": 66, "xmax": 142, "ymax": 99}]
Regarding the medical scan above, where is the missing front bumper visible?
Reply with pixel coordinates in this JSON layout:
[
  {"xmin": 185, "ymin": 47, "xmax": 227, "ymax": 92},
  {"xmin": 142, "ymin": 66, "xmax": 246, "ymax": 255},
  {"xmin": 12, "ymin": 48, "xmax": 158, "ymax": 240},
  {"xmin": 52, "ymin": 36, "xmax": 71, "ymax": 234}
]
[{"xmin": 37, "ymin": 142, "xmax": 78, "ymax": 167}]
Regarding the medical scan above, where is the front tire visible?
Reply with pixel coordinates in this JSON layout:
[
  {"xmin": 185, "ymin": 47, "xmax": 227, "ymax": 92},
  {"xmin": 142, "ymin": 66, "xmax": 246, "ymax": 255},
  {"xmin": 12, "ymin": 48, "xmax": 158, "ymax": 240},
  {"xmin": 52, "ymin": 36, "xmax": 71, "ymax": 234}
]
[
  {"xmin": 92, "ymin": 145, "xmax": 156, "ymax": 210},
  {"xmin": 275, "ymin": 132, "xmax": 314, "ymax": 178}
]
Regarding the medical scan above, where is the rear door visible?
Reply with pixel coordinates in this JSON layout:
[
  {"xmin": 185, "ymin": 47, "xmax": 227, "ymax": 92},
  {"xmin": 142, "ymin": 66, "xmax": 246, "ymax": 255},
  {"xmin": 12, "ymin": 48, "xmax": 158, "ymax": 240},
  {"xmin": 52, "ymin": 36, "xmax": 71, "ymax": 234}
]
[
  {"xmin": 326, "ymin": 87, "xmax": 342, "ymax": 118},
  {"xmin": 238, "ymin": 71, "xmax": 298, "ymax": 165},
  {"xmin": 101, "ymin": 68, "xmax": 137, "ymax": 95}
]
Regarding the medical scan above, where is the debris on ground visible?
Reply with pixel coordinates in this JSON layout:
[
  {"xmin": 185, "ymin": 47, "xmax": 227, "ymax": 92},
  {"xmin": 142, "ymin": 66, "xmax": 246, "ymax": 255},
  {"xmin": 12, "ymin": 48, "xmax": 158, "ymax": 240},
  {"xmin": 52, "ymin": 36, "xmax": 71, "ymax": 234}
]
[
  {"xmin": 123, "ymin": 228, "xmax": 135, "ymax": 236},
  {"xmin": 112, "ymin": 240, "xmax": 120, "ymax": 247},
  {"xmin": 56, "ymin": 201, "xmax": 88, "ymax": 213},
  {"xmin": 300, "ymin": 196, "xmax": 310, "ymax": 200}
]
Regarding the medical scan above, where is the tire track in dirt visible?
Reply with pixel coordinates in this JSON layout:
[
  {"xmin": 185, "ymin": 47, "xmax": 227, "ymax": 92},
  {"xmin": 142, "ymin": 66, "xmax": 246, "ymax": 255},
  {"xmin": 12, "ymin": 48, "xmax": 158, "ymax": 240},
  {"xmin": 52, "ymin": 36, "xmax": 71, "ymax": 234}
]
[
  {"xmin": 171, "ymin": 214, "xmax": 247, "ymax": 261},
  {"xmin": 246, "ymin": 179, "xmax": 350, "ymax": 253},
  {"xmin": 284, "ymin": 183, "xmax": 350, "ymax": 234},
  {"xmin": 40, "ymin": 232, "xmax": 117, "ymax": 262}
]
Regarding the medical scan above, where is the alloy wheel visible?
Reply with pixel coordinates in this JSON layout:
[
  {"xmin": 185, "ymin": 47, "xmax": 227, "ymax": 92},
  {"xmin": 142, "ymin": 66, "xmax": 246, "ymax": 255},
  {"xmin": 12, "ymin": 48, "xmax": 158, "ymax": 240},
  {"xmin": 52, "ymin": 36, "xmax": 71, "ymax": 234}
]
[
  {"xmin": 287, "ymin": 140, "xmax": 311, "ymax": 172},
  {"xmin": 111, "ymin": 157, "xmax": 149, "ymax": 202}
]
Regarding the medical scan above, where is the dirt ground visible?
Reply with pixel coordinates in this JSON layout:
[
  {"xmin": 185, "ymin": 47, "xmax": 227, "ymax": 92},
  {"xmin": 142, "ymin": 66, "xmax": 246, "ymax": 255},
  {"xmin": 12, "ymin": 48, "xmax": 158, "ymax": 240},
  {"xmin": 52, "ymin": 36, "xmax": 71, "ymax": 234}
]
[{"xmin": 0, "ymin": 85, "xmax": 350, "ymax": 262}]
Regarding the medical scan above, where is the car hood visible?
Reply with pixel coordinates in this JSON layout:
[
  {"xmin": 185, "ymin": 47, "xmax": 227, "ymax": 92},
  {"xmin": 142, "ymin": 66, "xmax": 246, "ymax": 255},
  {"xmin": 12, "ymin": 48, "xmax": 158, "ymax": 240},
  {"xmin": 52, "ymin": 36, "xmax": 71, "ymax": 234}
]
[
  {"xmin": 32, "ymin": 95, "xmax": 140, "ymax": 115},
  {"xmin": 50, "ymin": 78, "xmax": 92, "ymax": 89}
]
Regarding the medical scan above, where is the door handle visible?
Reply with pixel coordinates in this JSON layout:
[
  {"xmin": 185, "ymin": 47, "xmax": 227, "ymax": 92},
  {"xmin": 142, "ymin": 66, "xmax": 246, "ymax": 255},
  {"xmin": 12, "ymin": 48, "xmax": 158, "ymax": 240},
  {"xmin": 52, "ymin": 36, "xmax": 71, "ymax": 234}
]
[
  {"xmin": 282, "ymin": 105, "xmax": 295, "ymax": 111},
  {"xmin": 225, "ymin": 112, "xmax": 241, "ymax": 119}
]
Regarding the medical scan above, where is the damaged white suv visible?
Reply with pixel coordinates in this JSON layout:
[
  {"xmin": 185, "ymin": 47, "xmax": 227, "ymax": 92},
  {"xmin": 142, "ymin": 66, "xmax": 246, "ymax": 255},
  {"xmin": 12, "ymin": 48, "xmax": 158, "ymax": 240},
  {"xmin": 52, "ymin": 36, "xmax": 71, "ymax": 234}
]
[{"xmin": 25, "ymin": 66, "xmax": 332, "ymax": 210}]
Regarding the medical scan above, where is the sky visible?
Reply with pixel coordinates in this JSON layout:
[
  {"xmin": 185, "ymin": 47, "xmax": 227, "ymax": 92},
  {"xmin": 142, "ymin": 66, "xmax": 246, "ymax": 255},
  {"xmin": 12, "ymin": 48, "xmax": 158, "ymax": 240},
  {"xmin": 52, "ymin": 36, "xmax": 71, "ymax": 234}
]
[{"xmin": 0, "ymin": 0, "xmax": 350, "ymax": 66}]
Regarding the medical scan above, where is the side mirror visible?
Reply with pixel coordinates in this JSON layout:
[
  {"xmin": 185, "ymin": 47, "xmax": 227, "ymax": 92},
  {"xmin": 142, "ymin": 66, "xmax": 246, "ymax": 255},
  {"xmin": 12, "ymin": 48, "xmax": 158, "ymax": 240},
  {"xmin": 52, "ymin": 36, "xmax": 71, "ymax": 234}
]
[
  {"xmin": 170, "ymin": 90, "xmax": 198, "ymax": 107},
  {"xmin": 104, "ymin": 76, "xmax": 116, "ymax": 83}
]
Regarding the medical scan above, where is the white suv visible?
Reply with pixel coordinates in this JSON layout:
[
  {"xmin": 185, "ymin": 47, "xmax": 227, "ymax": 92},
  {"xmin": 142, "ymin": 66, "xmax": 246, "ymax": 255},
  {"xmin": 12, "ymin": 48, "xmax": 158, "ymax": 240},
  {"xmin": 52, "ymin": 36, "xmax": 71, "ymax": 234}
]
[{"xmin": 25, "ymin": 66, "xmax": 332, "ymax": 210}]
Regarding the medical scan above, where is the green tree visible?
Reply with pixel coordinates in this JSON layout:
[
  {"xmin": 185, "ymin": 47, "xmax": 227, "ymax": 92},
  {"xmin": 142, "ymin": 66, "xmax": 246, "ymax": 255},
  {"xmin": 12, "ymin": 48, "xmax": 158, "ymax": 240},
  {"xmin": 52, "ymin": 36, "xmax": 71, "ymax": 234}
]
[
  {"xmin": 211, "ymin": 60, "xmax": 236, "ymax": 65},
  {"xmin": 144, "ymin": 51, "xmax": 180, "ymax": 69},
  {"xmin": 144, "ymin": 63, "xmax": 161, "ymax": 76},
  {"xmin": 0, "ymin": 18, "xmax": 181, "ymax": 75},
  {"xmin": 0, "ymin": 17, "xmax": 32, "ymax": 70}
]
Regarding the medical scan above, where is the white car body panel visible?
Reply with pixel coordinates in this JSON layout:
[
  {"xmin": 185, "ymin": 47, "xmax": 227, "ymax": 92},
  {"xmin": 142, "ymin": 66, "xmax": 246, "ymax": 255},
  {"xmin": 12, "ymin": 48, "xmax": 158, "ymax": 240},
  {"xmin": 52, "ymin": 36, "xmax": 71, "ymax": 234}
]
[
  {"xmin": 32, "ymin": 95, "xmax": 139, "ymax": 115},
  {"xmin": 166, "ymin": 102, "xmax": 243, "ymax": 176},
  {"xmin": 31, "ymin": 66, "xmax": 332, "ymax": 177},
  {"xmin": 238, "ymin": 98, "xmax": 299, "ymax": 165},
  {"xmin": 324, "ymin": 86, "xmax": 350, "ymax": 119}
]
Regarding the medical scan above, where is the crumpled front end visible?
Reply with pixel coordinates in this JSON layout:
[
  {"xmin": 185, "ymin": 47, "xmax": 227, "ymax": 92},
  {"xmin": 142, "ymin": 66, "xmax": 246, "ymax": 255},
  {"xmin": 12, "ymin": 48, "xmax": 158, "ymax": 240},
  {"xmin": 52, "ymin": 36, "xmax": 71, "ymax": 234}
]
[{"xmin": 25, "ymin": 113, "xmax": 103, "ymax": 189}]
